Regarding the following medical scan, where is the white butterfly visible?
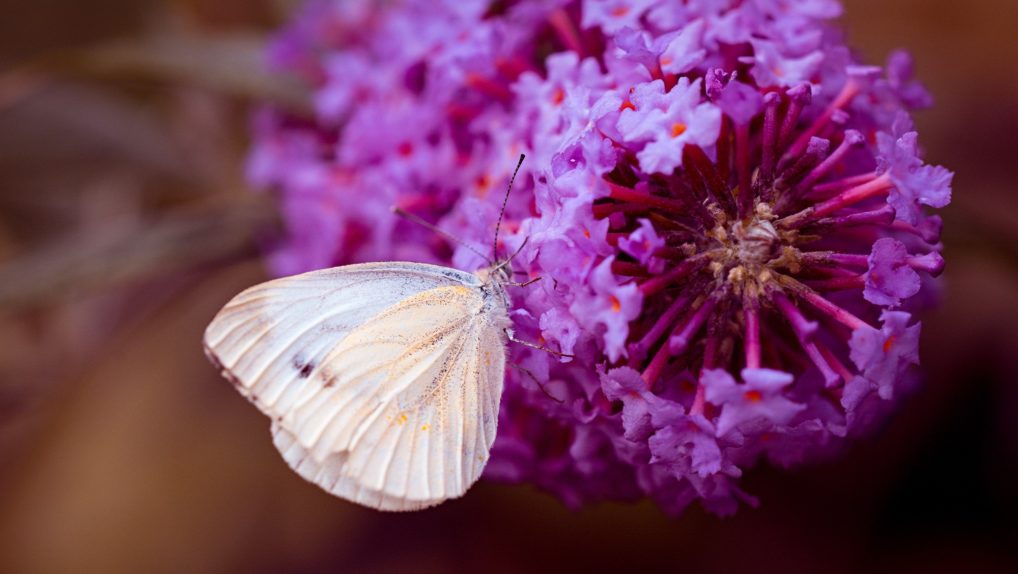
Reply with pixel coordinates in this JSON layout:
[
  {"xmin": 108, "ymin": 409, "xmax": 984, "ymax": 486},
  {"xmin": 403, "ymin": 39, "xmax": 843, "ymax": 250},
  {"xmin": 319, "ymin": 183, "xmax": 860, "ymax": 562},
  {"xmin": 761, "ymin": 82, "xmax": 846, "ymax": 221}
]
[{"xmin": 203, "ymin": 156, "xmax": 539, "ymax": 511}]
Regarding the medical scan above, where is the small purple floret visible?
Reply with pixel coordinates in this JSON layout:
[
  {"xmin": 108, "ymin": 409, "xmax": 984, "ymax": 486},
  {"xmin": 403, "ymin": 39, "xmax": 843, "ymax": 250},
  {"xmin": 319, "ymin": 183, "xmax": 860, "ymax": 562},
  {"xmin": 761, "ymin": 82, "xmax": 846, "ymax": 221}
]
[
  {"xmin": 850, "ymin": 311, "xmax": 921, "ymax": 399},
  {"xmin": 865, "ymin": 237, "xmax": 921, "ymax": 307},
  {"xmin": 703, "ymin": 368, "xmax": 807, "ymax": 437}
]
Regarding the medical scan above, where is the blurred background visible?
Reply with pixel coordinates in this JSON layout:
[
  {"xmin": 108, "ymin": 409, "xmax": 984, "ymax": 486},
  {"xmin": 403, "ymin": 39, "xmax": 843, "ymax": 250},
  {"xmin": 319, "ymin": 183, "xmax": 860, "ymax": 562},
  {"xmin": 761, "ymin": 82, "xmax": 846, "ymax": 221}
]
[{"xmin": 0, "ymin": 1, "xmax": 1016, "ymax": 572}]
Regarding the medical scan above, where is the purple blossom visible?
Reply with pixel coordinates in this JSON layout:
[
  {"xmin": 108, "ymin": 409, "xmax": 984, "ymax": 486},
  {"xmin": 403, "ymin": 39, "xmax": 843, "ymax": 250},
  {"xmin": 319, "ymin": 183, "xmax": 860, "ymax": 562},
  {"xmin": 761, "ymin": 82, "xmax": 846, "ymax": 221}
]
[
  {"xmin": 600, "ymin": 366, "xmax": 656, "ymax": 441},
  {"xmin": 607, "ymin": 20, "xmax": 706, "ymax": 83},
  {"xmin": 884, "ymin": 50, "xmax": 933, "ymax": 110},
  {"xmin": 581, "ymin": 0, "xmax": 659, "ymax": 34},
  {"xmin": 850, "ymin": 310, "xmax": 921, "ymax": 400},
  {"xmin": 615, "ymin": 77, "xmax": 721, "ymax": 174},
  {"xmin": 251, "ymin": 0, "xmax": 952, "ymax": 516},
  {"xmin": 761, "ymin": 419, "xmax": 837, "ymax": 467},
  {"xmin": 647, "ymin": 409, "xmax": 725, "ymax": 479},
  {"xmin": 841, "ymin": 376, "xmax": 882, "ymax": 431},
  {"xmin": 570, "ymin": 257, "xmax": 642, "ymax": 362},
  {"xmin": 658, "ymin": 20, "xmax": 707, "ymax": 75},
  {"xmin": 617, "ymin": 218, "xmax": 665, "ymax": 273},
  {"xmin": 702, "ymin": 369, "xmax": 807, "ymax": 437},
  {"xmin": 710, "ymin": 71, "xmax": 763, "ymax": 126},
  {"xmin": 877, "ymin": 122, "xmax": 953, "ymax": 225},
  {"xmin": 865, "ymin": 237, "xmax": 921, "ymax": 307}
]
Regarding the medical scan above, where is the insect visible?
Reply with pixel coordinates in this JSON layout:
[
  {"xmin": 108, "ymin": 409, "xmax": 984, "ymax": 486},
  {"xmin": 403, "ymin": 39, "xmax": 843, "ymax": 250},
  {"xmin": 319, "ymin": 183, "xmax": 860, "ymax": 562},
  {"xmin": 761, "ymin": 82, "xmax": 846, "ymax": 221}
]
[{"xmin": 203, "ymin": 155, "xmax": 540, "ymax": 511}]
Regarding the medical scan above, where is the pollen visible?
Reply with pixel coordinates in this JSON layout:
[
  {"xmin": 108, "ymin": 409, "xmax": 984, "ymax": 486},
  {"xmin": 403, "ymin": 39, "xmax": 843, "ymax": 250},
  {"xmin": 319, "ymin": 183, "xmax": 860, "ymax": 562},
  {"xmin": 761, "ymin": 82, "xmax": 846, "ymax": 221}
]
[
  {"xmin": 743, "ymin": 390, "xmax": 763, "ymax": 403},
  {"xmin": 619, "ymin": 100, "xmax": 636, "ymax": 112},
  {"xmin": 610, "ymin": 295, "xmax": 622, "ymax": 312},
  {"xmin": 551, "ymin": 87, "xmax": 565, "ymax": 105},
  {"xmin": 421, "ymin": 423, "xmax": 430, "ymax": 431},
  {"xmin": 671, "ymin": 122, "xmax": 687, "ymax": 138},
  {"xmin": 611, "ymin": 6, "xmax": 630, "ymax": 17}
]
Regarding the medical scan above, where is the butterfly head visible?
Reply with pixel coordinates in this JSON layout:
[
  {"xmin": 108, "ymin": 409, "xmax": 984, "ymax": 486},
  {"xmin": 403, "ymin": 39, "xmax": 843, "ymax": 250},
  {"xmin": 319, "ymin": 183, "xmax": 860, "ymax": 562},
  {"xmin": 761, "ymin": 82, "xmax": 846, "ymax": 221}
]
[{"xmin": 476, "ymin": 260, "xmax": 512, "ymax": 286}]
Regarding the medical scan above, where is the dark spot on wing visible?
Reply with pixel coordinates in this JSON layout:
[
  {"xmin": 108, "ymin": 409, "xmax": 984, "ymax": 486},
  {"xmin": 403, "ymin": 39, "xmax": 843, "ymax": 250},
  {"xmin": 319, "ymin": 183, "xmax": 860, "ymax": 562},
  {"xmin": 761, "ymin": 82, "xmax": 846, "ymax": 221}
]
[
  {"xmin": 293, "ymin": 356, "xmax": 315, "ymax": 379},
  {"xmin": 321, "ymin": 368, "xmax": 337, "ymax": 388},
  {"xmin": 440, "ymin": 269, "xmax": 465, "ymax": 281}
]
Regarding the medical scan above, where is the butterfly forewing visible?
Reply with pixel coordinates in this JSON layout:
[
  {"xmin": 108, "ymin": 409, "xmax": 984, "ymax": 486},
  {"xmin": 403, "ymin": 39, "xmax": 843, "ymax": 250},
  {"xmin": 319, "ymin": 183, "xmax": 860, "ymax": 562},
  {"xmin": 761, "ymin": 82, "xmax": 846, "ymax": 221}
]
[
  {"xmin": 203, "ymin": 262, "xmax": 507, "ymax": 510},
  {"xmin": 204, "ymin": 262, "xmax": 475, "ymax": 414}
]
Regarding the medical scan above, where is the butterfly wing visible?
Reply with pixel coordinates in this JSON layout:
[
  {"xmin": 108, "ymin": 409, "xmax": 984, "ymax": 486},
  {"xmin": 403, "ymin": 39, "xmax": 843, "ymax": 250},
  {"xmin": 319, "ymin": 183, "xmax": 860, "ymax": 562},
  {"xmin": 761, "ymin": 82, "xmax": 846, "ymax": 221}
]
[
  {"xmin": 203, "ymin": 262, "xmax": 478, "ymax": 418},
  {"xmin": 203, "ymin": 262, "xmax": 507, "ymax": 510},
  {"xmin": 272, "ymin": 284, "xmax": 506, "ymax": 510}
]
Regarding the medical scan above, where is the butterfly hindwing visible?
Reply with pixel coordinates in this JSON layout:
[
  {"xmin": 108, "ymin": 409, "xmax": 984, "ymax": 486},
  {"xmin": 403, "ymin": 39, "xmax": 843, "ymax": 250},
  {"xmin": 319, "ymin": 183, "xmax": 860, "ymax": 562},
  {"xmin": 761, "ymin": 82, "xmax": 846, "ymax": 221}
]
[{"xmin": 275, "ymin": 284, "xmax": 506, "ymax": 510}]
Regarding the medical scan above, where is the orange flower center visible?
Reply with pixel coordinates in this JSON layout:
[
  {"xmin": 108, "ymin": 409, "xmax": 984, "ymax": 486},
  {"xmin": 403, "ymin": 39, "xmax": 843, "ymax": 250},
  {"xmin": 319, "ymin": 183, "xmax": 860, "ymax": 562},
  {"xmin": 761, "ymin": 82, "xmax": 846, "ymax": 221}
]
[{"xmin": 883, "ymin": 336, "xmax": 896, "ymax": 353}]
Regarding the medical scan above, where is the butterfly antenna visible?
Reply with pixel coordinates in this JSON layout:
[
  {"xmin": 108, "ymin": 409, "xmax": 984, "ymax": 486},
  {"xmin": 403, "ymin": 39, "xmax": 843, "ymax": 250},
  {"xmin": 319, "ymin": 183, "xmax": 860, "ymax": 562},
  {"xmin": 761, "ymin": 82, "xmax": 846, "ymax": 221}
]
[
  {"xmin": 492, "ymin": 153, "xmax": 526, "ymax": 261},
  {"xmin": 391, "ymin": 207, "xmax": 491, "ymax": 263}
]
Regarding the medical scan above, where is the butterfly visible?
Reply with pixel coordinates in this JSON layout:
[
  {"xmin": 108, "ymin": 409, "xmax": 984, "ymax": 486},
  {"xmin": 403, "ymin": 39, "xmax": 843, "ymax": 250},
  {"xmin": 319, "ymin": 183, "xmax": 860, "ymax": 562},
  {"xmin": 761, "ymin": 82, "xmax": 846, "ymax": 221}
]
[{"xmin": 203, "ymin": 155, "xmax": 540, "ymax": 511}]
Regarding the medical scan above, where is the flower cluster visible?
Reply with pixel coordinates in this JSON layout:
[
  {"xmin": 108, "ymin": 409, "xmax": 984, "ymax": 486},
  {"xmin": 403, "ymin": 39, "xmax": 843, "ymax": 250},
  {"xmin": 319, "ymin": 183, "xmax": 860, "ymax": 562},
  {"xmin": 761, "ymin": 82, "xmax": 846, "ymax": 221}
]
[{"xmin": 250, "ymin": 0, "xmax": 951, "ymax": 515}]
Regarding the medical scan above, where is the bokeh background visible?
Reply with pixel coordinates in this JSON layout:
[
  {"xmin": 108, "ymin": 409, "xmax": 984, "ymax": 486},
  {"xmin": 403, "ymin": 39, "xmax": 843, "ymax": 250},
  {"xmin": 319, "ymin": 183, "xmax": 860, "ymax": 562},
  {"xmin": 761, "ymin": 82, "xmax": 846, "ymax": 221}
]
[{"xmin": 1, "ymin": 1, "xmax": 1016, "ymax": 572}]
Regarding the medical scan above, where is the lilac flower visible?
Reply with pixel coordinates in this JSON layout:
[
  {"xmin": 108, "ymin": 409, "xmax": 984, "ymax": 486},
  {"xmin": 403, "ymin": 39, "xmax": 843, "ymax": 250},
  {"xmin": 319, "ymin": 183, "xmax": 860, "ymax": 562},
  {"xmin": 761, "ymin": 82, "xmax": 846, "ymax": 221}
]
[
  {"xmin": 658, "ymin": 20, "xmax": 707, "ymax": 75},
  {"xmin": 615, "ymin": 77, "xmax": 721, "ymax": 174},
  {"xmin": 252, "ymin": 0, "xmax": 951, "ymax": 516},
  {"xmin": 618, "ymin": 218, "xmax": 665, "ymax": 273},
  {"xmin": 571, "ymin": 257, "xmax": 642, "ymax": 362},
  {"xmin": 884, "ymin": 50, "xmax": 933, "ymax": 110},
  {"xmin": 608, "ymin": 21, "xmax": 706, "ymax": 81},
  {"xmin": 865, "ymin": 237, "xmax": 921, "ymax": 307},
  {"xmin": 702, "ymin": 369, "xmax": 806, "ymax": 437},
  {"xmin": 877, "ymin": 119, "xmax": 953, "ymax": 225},
  {"xmin": 600, "ymin": 366, "xmax": 656, "ymax": 441},
  {"xmin": 582, "ymin": 0, "xmax": 659, "ymax": 34},
  {"xmin": 841, "ymin": 376, "xmax": 884, "ymax": 431},
  {"xmin": 850, "ymin": 310, "xmax": 921, "ymax": 400},
  {"xmin": 647, "ymin": 409, "xmax": 725, "ymax": 479},
  {"xmin": 710, "ymin": 70, "xmax": 763, "ymax": 126}
]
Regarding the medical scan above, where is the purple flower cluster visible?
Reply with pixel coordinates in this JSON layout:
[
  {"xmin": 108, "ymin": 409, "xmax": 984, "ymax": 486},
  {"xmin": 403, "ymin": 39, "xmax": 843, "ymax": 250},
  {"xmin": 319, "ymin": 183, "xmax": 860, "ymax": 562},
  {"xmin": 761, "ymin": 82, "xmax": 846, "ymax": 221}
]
[{"xmin": 250, "ymin": 0, "xmax": 951, "ymax": 515}]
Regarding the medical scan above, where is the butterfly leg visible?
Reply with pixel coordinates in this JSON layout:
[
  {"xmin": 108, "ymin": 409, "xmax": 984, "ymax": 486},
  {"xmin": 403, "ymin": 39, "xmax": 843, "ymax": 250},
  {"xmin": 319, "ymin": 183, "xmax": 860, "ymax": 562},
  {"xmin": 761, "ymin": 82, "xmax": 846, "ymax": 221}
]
[
  {"xmin": 504, "ymin": 328, "xmax": 574, "ymax": 359},
  {"xmin": 504, "ymin": 235, "xmax": 529, "ymax": 265},
  {"xmin": 507, "ymin": 363, "xmax": 565, "ymax": 403},
  {"xmin": 506, "ymin": 276, "xmax": 542, "ymax": 288},
  {"xmin": 493, "ymin": 236, "xmax": 530, "ymax": 277}
]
